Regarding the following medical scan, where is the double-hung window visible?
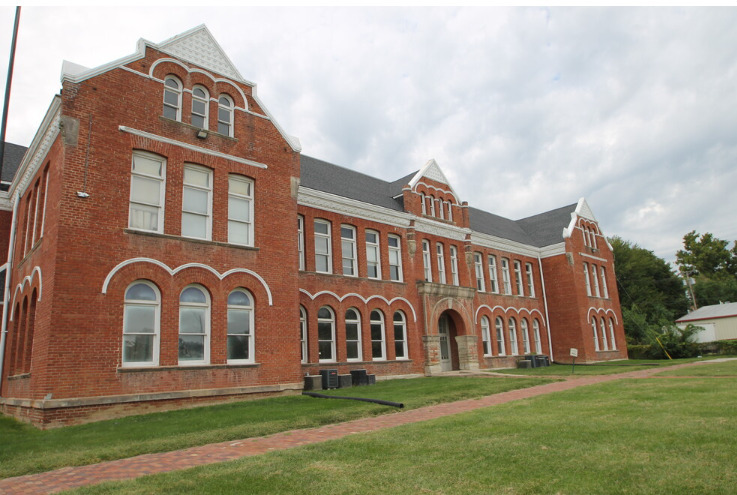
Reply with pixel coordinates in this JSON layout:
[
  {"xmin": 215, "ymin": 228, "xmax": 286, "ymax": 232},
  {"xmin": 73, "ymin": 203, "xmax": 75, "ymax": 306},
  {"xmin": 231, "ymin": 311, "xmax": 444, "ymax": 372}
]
[
  {"xmin": 514, "ymin": 260, "xmax": 524, "ymax": 296},
  {"xmin": 163, "ymin": 75, "xmax": 182, "ymax": 120},
  {"xmin": 179, "ymin": 285, "xmax": 210, "ymax": 364},
  {"xmin": 608, "ymin": 319, "xmax": 617, "ymax": 350},
  {"xmin": 436, "ymin": 243, "xmax": 446, "ymax": 284},
  {"xmin": 521, "ymin": 318, "xmax": 530, "ymax": 354},
  {"xmin": 450, "ymin": 246, "xmax": 459, "ymax": 286},
  {"xmin": 394, "ymin": 311, "xmax": 408, "ymax": 359},
  {"xmin": 297, "ymin": 216, "xmax": 305, "ymax": 270},
  {"xmin": 481, "ymin": 316, "xmax": 491, "ymax": 356},
  {"xmin": 129, "ymin": 151, "xmax": 165, "ymax": 233},
  {"xmin": 601, "ymin": 266, "xmax": 609, "ymax": 298},
  {"xmin": 488, "ymin": 255, "xmax": 499, "ymax": 293},
  {"xmin": 227, "ymin": 289, "xmax": 254, "ymax": 363},
  {"xmin": 182, "ymin": 164, "xmax": 212, "ymax": 240},
  {"xmin": 299, "ymin": 306, "xmax": 307, "ymax": 363},
  {"xmin": 122, "ymin": 281, "xmax": 160, "ymax": 366},
  {"xmin": 475, "ymin": 253, "xmax": 485, "ymax": 291},
  {"xmin": 592, "ymin": 264, "xmax": 601, "ymax": 297},
  {"xmin": 370, "ymin": 310, "xmax": 386, "ymax": 360},
  {"xmin": 600, "ymin": 318, "xmax": 609, "ymax": 350},
  {"xmin": 191, "ymin": 86, "xmax": 209, "ymax": 128},
  {"xmin": 495, "ymin": 317, "xmax": 506, "ymax": 356},
  {"xmin": 388, "ymin": 235, "xmax": 402, "ymax": 281},
  {"xmin": 318, "ymin": 307, "xmax": 335, "ymax": 361},
  {"xmin": 501, "ymin": 258, "xmax": 512, "ymax": 295},
  {"xmin": 365, "ymin": 230, "xmax": 381, "ymax": 279},
  {"xmin": 422, "ymin": 240, "xmax": 432, "ymax": 282},
  {"xmin": 533, "ymin": 319, "xmax": 542, "ymax": 353},
  {"xmin": 345, "ymin": 308, "xmax": 362, "ymax": 361},
  {"xmin": 525, "ymin": 262, "xmax": 535, "ymax": 297},
  {"xmin": 341, "ymin": 225, "xmax": 357, "ymax": 276},
  {"xmin": 508, "ymin": 318, "xmax": 518, "ymax": 355},
  {"xmin": 218, "ymin": 94, "xmax": 234, "ymax": 136},
  {"xmin": 592, "ymin": 317, "xmax": 600, "ymax": 351},
  {"xmin": 228, "ymin": 175, "xmax": 253, "ymax": 246},
  {"xmin": 314, "ymin": 220, "xmax": 332, "ymax": 273},
  {"xmin": 583, "ymin": 263, "xmax": 592, "ymax": 296}
]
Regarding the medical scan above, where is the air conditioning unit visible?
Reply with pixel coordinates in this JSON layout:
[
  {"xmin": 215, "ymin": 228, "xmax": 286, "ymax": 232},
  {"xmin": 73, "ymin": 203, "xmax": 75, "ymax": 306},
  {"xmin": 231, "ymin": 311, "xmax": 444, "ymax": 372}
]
[{"xmin": 319, "ymin": 369, "xmax": 339, "ymax": 389}]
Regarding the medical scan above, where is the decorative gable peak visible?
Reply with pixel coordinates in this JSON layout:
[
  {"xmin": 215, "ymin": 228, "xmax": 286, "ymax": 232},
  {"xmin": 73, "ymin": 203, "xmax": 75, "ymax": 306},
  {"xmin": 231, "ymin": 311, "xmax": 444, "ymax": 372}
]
[
  {"xmin": 155, "ymin": 25, "xmax": 246, "ymax": 83},
  {"xmin": 407, "ymin": 159, "xmax": 460, "ymax": 202},
  {"xmin": 575, "ymin": 197, "xmax": 597, "ymax": 222}
]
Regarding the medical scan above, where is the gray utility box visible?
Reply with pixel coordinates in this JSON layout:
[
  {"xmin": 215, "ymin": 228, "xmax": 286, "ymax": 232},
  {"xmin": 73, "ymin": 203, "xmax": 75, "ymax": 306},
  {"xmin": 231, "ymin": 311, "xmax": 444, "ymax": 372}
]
[
  {"xmin": 524, "ymin": 354, "xmax": 539, "ymax": 367},
  {"xmin": 338, "ymin": 374, "xmax": 353, "ymax": 389},
  {"xmin": 535, "ymin": 355, "xmax": 550, "ymax": 367},
  {"xmin": 350, "ymin": 369, "xmax": 369, "ymax": 386},
  {"xmin": 319, "ymin": 369, "xmax": 339, "ymax": 389},
  {"xmin": 303, "ymin": 375, "xmax": 322, "ymax": 391},
  {"xmin": 517, "ymin": 359, "xmax": 533, "ymax": 369}
]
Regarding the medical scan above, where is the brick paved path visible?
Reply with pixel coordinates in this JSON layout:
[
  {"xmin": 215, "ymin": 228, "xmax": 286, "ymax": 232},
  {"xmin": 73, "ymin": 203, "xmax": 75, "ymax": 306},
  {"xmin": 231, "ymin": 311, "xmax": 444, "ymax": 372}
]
[{"xmin": 0, "ymin": 361, "xmax": 725, "ymax": 494}]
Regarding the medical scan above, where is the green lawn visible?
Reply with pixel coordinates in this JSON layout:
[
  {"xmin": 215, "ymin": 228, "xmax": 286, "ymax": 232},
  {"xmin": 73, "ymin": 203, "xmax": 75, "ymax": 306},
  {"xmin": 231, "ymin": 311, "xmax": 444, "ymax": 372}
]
[
  {"xmin": 0, "ymin": 376, "xmax": 551, "ymax": 479},
  {"xmin": 491, "ymin": 357, "xmax": 727, "ymax": 376},
  {"xmin": 656, "ymin": 358, "xmax": 737, "ymax": 376},
  {"xmin": 70, "ymin": 365, "xmax": 737, "ymax": 494}
]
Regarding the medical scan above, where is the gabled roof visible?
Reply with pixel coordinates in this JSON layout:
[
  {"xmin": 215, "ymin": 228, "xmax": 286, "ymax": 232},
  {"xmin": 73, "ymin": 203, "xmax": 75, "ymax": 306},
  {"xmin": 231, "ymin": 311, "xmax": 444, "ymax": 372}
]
[
  {"xmin": 408, "ymin": 159, "xmax": 461, "ymax": 202},
  {"xmin": 677, "ymin": 302, "xmax": 737, "ymax": 323},
  {"xmin": 1, "ymin": 142, "xmax": 27, "ymax": 184},
  {"xmin": 300, "ymin": 155, "xmax": 583, "ymax": 248}
]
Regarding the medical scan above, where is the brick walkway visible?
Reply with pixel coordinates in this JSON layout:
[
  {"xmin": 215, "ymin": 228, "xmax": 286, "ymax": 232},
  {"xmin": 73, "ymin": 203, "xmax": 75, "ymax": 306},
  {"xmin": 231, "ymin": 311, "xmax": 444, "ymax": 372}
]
[{"xmin": 0, "ymin": 361, "xmax": 726, "ymax": 494}]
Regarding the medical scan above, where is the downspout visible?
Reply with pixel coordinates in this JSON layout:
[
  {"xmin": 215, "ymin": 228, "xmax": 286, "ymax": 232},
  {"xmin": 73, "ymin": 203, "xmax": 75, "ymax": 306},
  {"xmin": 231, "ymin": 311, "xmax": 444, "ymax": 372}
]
[
  {"xmin": 537, "ymin": 254, "xmax": 554, "ymax": 363},
  {"xmin": 0, "ymin": 192, "xmax": 20, "ymax": 395}
]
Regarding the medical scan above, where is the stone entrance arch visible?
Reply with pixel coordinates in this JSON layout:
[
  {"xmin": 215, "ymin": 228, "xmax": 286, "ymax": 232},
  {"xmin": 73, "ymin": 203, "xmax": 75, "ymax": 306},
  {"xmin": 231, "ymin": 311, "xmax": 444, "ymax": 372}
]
[{"xmin": 422, "ymin": 297, "xmax": 479, "ymax": 375}]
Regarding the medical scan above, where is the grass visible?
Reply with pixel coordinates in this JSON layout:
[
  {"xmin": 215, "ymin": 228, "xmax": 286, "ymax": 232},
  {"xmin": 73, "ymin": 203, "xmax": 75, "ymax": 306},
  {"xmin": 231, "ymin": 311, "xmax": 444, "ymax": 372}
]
[
  {"xmin": 491, "ymin": 356, "xmax": 728, "ymax": 376},
  {"xmin": 656, "ymin": 358, "xmax": 737, "ymax": 377},
  {"xmin": 70, "ymin": 364, "xmax": 737, "ymax": 494},
  {"xmin": 0, "ymin": 375, "xmax": 551, "ymax": 479}
]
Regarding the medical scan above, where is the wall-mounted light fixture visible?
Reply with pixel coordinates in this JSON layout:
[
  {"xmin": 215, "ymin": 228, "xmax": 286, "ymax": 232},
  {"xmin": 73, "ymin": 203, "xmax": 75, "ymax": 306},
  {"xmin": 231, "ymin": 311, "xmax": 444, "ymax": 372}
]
[{"xmin": 196, "ymin": 129, "xmax": 208, "ymax": 139}]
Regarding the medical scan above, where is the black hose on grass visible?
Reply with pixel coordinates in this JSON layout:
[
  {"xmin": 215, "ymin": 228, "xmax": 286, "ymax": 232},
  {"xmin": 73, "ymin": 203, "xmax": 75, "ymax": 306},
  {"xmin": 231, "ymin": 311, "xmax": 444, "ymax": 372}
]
[{"xmin": 302, "ymin": 391, "xmax": 404, "ymax": 408}]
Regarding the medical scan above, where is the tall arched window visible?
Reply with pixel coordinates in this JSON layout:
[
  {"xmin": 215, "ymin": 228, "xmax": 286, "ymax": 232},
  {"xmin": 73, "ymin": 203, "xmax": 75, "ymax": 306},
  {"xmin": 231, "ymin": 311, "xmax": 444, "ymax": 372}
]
[
  {"xmin": 495, "ymin": 317, "xmax": 506, "ymax": 356},
  {"xmin": 345, "ymin": 308, "xmax": 362, "ymax": 361},
  {"xmin": 609, "ymin": 319, "xmax": 617, "ymax": 350},
  {"xmin": 179, "ymin": 285, "xmax": 210, "ymax": 364},
  {"xmin": 300, "ymin": 306, "xmax": 307, "ymax": 363},
  {"xmin": 533, "ymin": 319, "xmax": 542, "ymax": 354},
  {"xmin": 163, "ymin": 75, "xmax": 182, "ymax": 121},
  {"xmin": 228, "ymin": 289, "xmax": 254, "ymax": 363},
  {"xmin": 521, "ymin": 318, "xmax": 530, "ymax": 354},
  {"xmin": 600, "ymin": 318, "xmax": 609, "ymax": 351},
  {"xmin": 508, "ymin": 318, "xmax": 518, "ymax": 356},
  {"xmin": 480, "ymin": 316, "xmax": 491, "ymax": 356},
  {"xmin": 218, "ymin": 94, "xmax": 234, "ymax": 136},
  {"xmin": 123, "ymin": 281, "xmax": 160, "ymax": 367},
  {"xmin": 394, "ymin": 311, "xmax": 408, "ymax": 359},
  {"xmin": 370, "ymin": 310, "xmax": 386, "ymax": 361},
  {"xmin": 592, "ymin": 317, "xmax": 600, "ymax": 351},
  {"xmin": 191, "ymin": 86, "xmax": 209, "ymax": 128},
  {"xmin": 318, "ymin": 306, "xmax": 335, "ymax": 362}
]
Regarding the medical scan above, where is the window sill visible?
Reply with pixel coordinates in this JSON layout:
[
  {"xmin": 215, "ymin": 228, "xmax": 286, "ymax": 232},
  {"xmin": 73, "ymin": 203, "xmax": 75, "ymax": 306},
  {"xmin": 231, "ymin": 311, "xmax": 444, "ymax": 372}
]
[
  {"xmin": 304, "ymin": 359, "xmax": 413, "ymax": 366},
  {"xmin": 118, "ymin": 363, "xmax": 260, "ymax": 373},
  {"xmin": 300, "ymin": 270, "xmax": 406, "ymax": 285},
  {"xmin": 7, "ymin": 373, "xmax": 30, "ymax": 381},
  {"xmin": 125, "ymin": 229, "xmax": 259, "ymax": 251}
]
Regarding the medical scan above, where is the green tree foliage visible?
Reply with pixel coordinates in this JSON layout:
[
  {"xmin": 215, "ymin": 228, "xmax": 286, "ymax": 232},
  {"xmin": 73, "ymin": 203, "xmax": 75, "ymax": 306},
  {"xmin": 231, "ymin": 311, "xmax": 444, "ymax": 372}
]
[
  {"xmin": 610, "ymin": 236, "xmax": 690, "ymax": 344},
  {"xmin": 676, "ymin": 231, "xmax": 737, "ymax": 306}
]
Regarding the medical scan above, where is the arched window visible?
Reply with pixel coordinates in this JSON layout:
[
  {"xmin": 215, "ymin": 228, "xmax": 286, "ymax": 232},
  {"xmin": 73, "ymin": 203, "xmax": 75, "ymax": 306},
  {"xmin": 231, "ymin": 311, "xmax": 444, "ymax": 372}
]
[
  {"xmin": 191, "ymin": 86, "xmax": 209, "ymax": 128},
  {"xmin": 480, "ymin": 316, "xmax": 491, "ymax": 356},
  {"xmin": 582, "ymin": 225, "xmax": 590, "ymax": 247},
  {"xmin": 163, "ymin": 75, "xmax": 182, "ymax": 121},
  {"xmin": 345, "ymin": 308, "xmax": 362, "ymax": 361},
  {"xmin": 446, "ymin": 200, "xmax": 453, "ymax": 221},
  {"xmin": 495, "ymin": 317, "xmax": 506, "ymax": 356},
  {"xmin": 600, "ymin": 318, "xmax": 609, "ymax": 351},
  {"xmin": 179, "ymin": 285, "xmax": 210, "ymax": 364},
  {"xmin": 521, "ymin": 318, "xmax": 530, "ymax": 354},
  {"xmin": 508, "ymin": 318, "xmax": 518, "ymax": 356},
  {"xmin": 609, "ymin": 318, "xmax": 617, "ymax": 350},
  {"xmin": 600, "ymin": 266, "xmax": 609, "ymax": 299},
  {"xmin": 227, "ymin": 289, "xmax": 254, "ymax": 363},
  {"xmin": 592, "ymin": 317, "xmax": 600, "ymax": 351},
  {"xmin": 123, "ymin": 281, "xmax": 160, "ymax": 366},
  {"xmin": 438, "ymin": 198, "xmax": 445, "ymax": 219},
  {"xmin": 318, "ymin": 306, "xmax": 335, "ymax": 362},
  {"xmin": 583, "ymin": 263, "xmax": 592, "ymax": 296},
  {"xmin": 533, "ymin": 319, "xmax": 542, "ymax": 354},
  {"xmin": 300, "ymin": 306, "xmax": 307, "ymax": 363},
  {"xmin": 218, "ymin": 94, "xmax": 234, "ymax": 136},
  {"xmin": 394, "ymin": 311, "xmax": 408, "ymax": 359},
  {"xmin": 591, "ymin": 227, "xmax": 598, "ymax": 249},
  {"xmin": 429, "ymin": 195, "xmax": 436, "ymax": 217},
  {"xmin": 420, "ymin": 193, "xmax": 427, "ymax": 215},
  {"xmin": 370, "ymin": 309, "xmax": 386, "ymax": 361}
]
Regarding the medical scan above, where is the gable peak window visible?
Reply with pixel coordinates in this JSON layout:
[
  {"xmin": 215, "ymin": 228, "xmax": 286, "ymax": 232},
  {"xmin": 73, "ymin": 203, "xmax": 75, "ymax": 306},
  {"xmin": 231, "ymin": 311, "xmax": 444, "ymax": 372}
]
[
  {"xmin": 218, "ymin": 94, "xmax": 234, "ymax": 136},
  {"xmin": 191, "ymin": 86, "xmax": 209, "ymax": 129},
  {"xmin": 163, "ymin": 75, "xmax": 182, "ymax": 121}
]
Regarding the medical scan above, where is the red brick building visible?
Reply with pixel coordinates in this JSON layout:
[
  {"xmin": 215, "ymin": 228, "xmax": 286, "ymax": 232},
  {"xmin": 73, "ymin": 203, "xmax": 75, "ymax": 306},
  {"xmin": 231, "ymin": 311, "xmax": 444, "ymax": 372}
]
[{"xmin": 0, "ymin": 26, "xmax": 626, "ymax": 427}]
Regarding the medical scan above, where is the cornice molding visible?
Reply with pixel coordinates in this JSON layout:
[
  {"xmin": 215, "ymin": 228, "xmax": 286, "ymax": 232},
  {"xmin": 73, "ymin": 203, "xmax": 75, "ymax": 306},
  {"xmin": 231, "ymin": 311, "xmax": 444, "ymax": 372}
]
[{"xmin": 298, "ymin": 188, "xmax": 412, "ymax": 228}]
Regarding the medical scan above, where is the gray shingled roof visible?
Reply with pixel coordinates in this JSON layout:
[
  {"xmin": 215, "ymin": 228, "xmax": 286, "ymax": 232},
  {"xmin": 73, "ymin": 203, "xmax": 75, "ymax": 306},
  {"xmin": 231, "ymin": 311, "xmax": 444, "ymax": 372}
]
[
  {"xmin": 676, "ymin": 302, "xmax": 737, "ymax": 322},
  {"xmin": 1, "ymin": 142, "xmax": 27, "ymax": 184},
  {"xmin": 300, "ymin": 155, "xmax": 577, "ymax": 248}
]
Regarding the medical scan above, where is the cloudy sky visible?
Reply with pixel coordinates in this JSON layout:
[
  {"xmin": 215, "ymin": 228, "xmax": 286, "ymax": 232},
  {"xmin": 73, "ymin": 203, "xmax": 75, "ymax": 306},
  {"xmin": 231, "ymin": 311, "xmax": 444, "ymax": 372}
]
[{"xmin": 1, "ymin": 6, "xmax": 735, "ymax": 264}]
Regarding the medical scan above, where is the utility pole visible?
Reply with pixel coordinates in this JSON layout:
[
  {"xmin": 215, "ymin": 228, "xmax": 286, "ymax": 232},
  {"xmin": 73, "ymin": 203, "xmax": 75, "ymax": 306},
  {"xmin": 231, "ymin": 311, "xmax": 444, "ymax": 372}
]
[{"xmin": 0, "ymin": 6, "xmax": 21, "ymax": 181}]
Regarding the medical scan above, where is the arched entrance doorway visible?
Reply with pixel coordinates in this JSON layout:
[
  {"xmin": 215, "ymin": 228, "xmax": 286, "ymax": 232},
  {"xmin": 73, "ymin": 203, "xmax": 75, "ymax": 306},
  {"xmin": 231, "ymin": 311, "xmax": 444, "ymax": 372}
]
[{"xmin": 438, "ymin": 311, "xmax": 458, "ymax": 372}]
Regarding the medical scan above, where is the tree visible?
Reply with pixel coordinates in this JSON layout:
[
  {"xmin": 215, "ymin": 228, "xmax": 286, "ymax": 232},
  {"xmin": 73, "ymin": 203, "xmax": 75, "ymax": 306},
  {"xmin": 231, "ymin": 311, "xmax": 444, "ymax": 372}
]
[
  {"xmin": 676, "ymin": 231, "xmax": 737, "ymax": 307},
  {"xmin": 610, "ymin": 236, "xmax": 690, "ymax": 344}
]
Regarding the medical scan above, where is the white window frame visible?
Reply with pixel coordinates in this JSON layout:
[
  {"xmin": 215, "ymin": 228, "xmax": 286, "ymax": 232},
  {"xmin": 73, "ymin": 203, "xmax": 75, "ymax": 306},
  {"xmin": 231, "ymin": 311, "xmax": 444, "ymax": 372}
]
[
  {"xmin": 129, "ymin": 151, "xmax": 166, "ymax": 234},
  {"xmin": 592, "ymin": 317, "xmax": 600, "ymax": 351},
  {"xmin": 40, "ymin": 167, "xmax": 49, "ymax": 238},
  {"xmin": 318, "ymin": 306, "xmax": 336, "ymax": 362},
  {"xmin": 436, "ymin": 243, "xmax": 446, "ymax": 284},
  {"xmin": 300, "ymin": 306, "xmax": 307, "ymax": 363},
  {"xmin": 122, "ymin": 280, "xmax": 160, "ymax": 367},
  {"xmin": 438, "ymin": 198, "xmax": 445, "ymax": 220},
  {"xmin": 429, "ymin": 195, "xmax": 436, "ymax": 217},
  {"xmin": 495, "ymin": 317, "xmax": 506, "ymax": 356},
  {"xmin": 584, "ymin": 262, "xmax": 592, "ymax": 296},
  {"xmin": 609, "ymin": 319, "xmax": 617, "ymax": 350},
  {"xmin": 191, "ymin": 85, "xmax": 209, "ymax": 129},
  {"xmin": 341, "ymin": 225, "xmax": 358, "ymax": 277},
  {"xmin": 592, "ymin": 264, "xmax": 601, "ymax": 297},
  {"xmin": 514, "ymin": 260, "xmax": 524, "ymax": 296},
  {"xmin": 508, "ymin": 318, "xmax": 518, "ymax": 356},
  {"xmin": 181, "ymin": 164, "xmax": 213, "ymax": 240},
  {"xmin": 393, "ymin": 311, "xmax": 408, "ymax": 360},
  {"xmin": 501, "ymin": 258, "xmax": 512, "ymax": 295},
  {"xmin": 228, "ymin": 175, "xmax": 254, "ymax": 246},
  {"xmin": 314, "ymin": 219, "xmax": 332, "ymax": 274},
  {"xmin": 31, "ymin": 180, "xmax": 40, "ymax": 246},
  {"xmin": 370, "ymin": 309, "xmax": 386, "ymax": 361},
  {"xmin": 488, "ymin": 255, "xmax": 499, "ymax": 293},
  {"xmin": 591, "ymin": 227, "xmax": 598, "ymax": 249},
  {"xmin": 582, "ymin": 225, "xmax": 589, "ymax": 247},
  {"xmin": 474, "ymin": 252, "xmax": 485, "ymax": 292},
  {"xmin": 525, "ymin": 262, "xmax": 535, "ymax": 298},
  {"xmin": 298, "ymin": 215, "xmax": 305, "ymax": 270},
  {"xmin": 421, "ymin": 193, "xmax": 427, "ymax": 215},
  {"xmin": 227, "ymin": 288, "xmax": 255, "ymax": 364},
  {"xmin": 600, "ymin": 318, "xmax": 609, "ymax": 351},
  {"xmin": 450, "ymin": 246, "xmax": 460, "ymax": 286},
  {"xmin": 178, "ymin": 285, "xmax": 210, "ymax": 365},
  {"xmin": 446, "ymin": 201, "xmax": 453, "ymax": 221},
  {"xmin": 218, "ymin": 94, "xmax": 234, "ymax": 137},
  {"xmin": 422, "ymin": 240, "xmax": 432, "ymax": 282},
  {"xmin": 365, "ymin": 229, "xmax": 381, "ymax": 279},
  {"xmin": 600, "ymin": 266, "xmax": 609, "ymax": 298},
  {"xmin": 388, "ymin": 234, "xmax": 403, "ymax": 282},
  {"xmin": 163, "ymin": 75, "xmax": 182, "ymax": 121},
  {"xmin": 533, "ymin": 319, "xmax": 542, "ymax": 354},
  {"xmin": 481, "ymin": 316, "xmax": 491, "ymax": 356},
  {"xmin": 345, "ymin": 308, "xmax": 362, "ymax": 361},
  {"xmin": 521, "ymin": 318, "xmax": 530, "ymax": 354}
]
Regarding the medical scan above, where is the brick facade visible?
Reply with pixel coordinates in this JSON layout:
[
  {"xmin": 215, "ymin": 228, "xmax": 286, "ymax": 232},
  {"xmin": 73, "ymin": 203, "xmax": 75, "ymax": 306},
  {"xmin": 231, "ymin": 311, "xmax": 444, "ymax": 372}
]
[{"xmin": 0, "ymin": 26, "xmax": 626, "ymax": 428}]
